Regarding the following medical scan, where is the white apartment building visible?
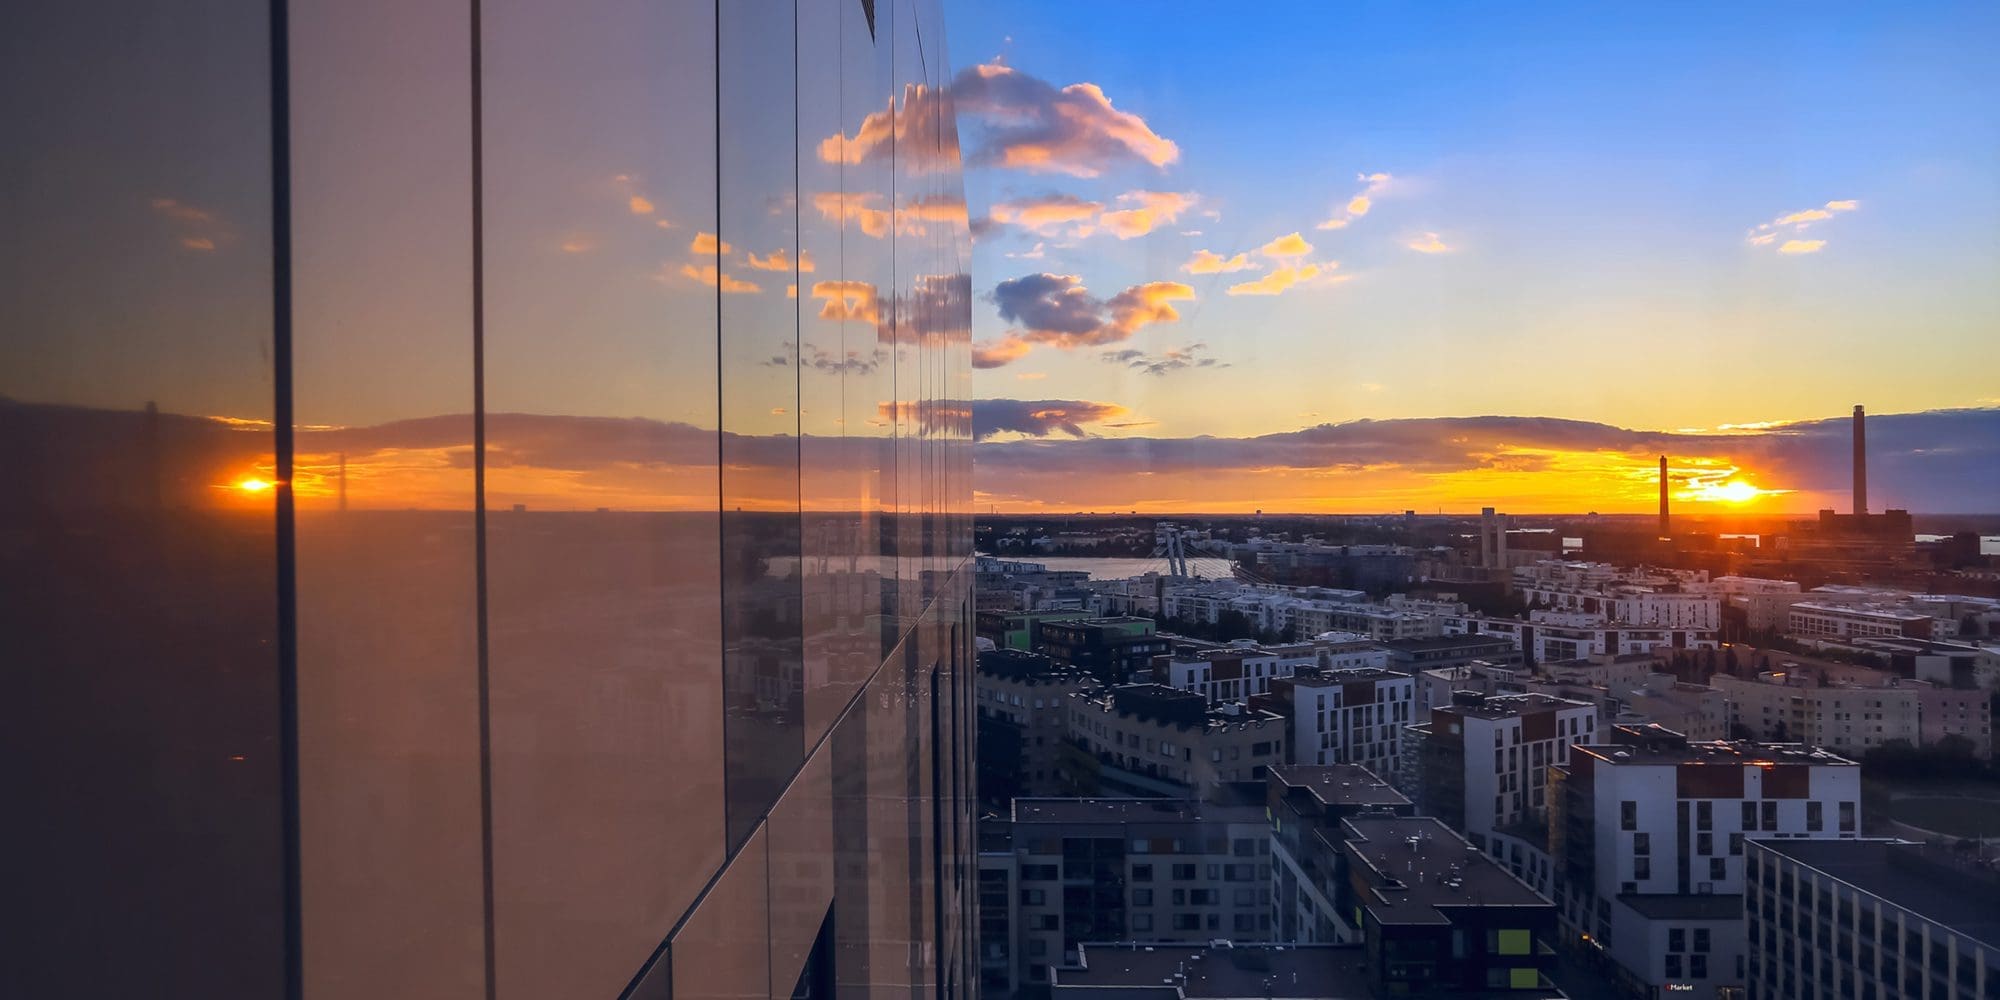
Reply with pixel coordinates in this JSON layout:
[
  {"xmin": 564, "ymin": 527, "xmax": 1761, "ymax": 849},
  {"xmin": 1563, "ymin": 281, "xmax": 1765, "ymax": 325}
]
[
  {"xmin": 1715, "ymin": 670, "xmax": 1992, "ymax": 757},
  {"xmin": 1519, "ymin": 582, "xmax": 1721, "ymax": 630},
  {"xmin": 1412, "ymin": 692, "xmax": 1598, "ymax": 865},
  {"xmin": 1257, "ymin": 666, "xmax": 1416, "ymax": 777},
  {"xmin": 1439, "ymin": 613, "xmax": 1719, "ymax": 663},
  {"xmin": 1148, "ymin": 637, "xmax": 1390, "ymax": 705},
  {"xmin": 1551, "ymin": 727, "xmax": 1862, "ymax": 1000},
  {"xmin": 1789, "ymin": 601, "xmax": 1949, "ymax": 641}
]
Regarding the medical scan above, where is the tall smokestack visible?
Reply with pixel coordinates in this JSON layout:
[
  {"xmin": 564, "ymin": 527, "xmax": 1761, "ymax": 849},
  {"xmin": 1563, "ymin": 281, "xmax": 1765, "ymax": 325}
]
[
  {"xmin": 1852, "ymin": 404, "xmax": 1867, "ymax": 515},
  {"xmin": 1658, "ymin": 455, "xmax": 1669, "ymax": 539}
]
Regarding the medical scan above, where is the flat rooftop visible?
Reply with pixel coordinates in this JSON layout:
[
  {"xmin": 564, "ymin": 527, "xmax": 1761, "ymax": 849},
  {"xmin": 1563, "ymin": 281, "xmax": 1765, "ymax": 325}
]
[
  {"xmin": 1054, "ymin": 943, "xmax": 1373, "ymax": 999},
  {"xmin": 1012, "ymin": 797, "xmax": 1266, "ymax": 826},
  {"xmin": 1268, "ymin": 764, "xmax": 1410, "ymax": 809},
  {"xmin": 1286, "ymin": 665, "xmax": 1411, "ymax": 685},
  {"xmin": 1386, "ymin": 635, "xmax": 1516, "ymax": 653},
  {"xmin": 1341, "ymin": 816, "xmax": 1548, "ymax": 925},
  {"xmin": 1432, "ymin": 692, "xmax": 1593, "ymax": 720},
  {"xmin": 1573, "ymin": 737, "xmax": 1858, "ymax": 767},
  {"xmin": 1759, "ymin": 839, "xmax": 2000, "ymax": 948}
]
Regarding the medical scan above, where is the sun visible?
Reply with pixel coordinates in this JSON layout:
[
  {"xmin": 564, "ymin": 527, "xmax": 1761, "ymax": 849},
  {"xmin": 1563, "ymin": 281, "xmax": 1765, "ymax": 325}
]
[
  {"xmin": 1713, "ymin": 480, "xmax": 1761, "ymax": 503},
  {"xmin": 234, "ymin": 477, "xmax": 275, "ymax": 494}
]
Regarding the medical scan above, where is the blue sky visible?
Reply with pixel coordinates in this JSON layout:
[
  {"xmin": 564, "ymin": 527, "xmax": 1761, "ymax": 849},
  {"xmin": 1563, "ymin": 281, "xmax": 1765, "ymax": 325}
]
[{"xmin": 939, "ymin": 0, "xmax": 1999, "ymax": 510}]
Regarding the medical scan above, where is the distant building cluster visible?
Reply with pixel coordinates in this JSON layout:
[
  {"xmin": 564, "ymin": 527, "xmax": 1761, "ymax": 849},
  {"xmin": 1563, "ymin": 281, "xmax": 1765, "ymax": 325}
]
[{"xmin": 973, "ymin": 531, "xmax": 2000, "ymax": 1000}]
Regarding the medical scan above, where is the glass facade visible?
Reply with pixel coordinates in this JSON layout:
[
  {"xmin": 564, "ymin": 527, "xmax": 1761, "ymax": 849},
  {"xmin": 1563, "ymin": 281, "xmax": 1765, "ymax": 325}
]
[{"xmin": 0, "ymin": 0, "xmax": 974, "ymax": 997}]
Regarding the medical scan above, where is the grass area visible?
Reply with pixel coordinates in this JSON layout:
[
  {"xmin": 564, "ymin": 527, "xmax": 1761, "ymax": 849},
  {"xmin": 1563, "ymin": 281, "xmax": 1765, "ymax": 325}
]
[{"xmin": 1884, "ymin": 795, "xmax": 2000, "ymax": 839}]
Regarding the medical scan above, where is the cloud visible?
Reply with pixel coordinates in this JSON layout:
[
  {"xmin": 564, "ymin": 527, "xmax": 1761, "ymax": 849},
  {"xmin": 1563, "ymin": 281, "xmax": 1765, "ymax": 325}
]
[
  {"xmin": 988, "ymin": 273, "xmax": 1194, "ymax": 352},
  {"xmin": 1405, "ymin": 232, "xmax": 1451, "ymax": 254},
  {"xmin": 1227, "ymin": 262, "xmax": 1323, "ymax": 296},
  {"xmin": 968, "ymin": 398, "xmax": 1132, "ymax": 439},
  {"xmin": 151, "ymin": 196, "xmax": 230, "ymax": 251},
  {"xmin": 989, "ymin": 193, "xmax": 1103, "ymax": 236},
  {"xmin": 988, "ymin": 189, "xmax": 1196, "ymax": 240},
  {"xmin": 1747, "ymin": 199, "xmax": 1858, "ymax": 251},
  {"xmin": 950, "ymin": 61, "xmax": 1178, "ymax": 177},
  {"xmin": 1098, "ymin": 190, "xmax": 1198, "ymax": 238},
  {"xmin": 1258, "ymin": 232, "xmax": 1314, "ymax": 258},
  {"xmin": 973, "ymin": 335, "xmax": 1034, "ymax": 369},
  {"xmin": 1008, "ymin": 242, "xmax": 1048, "ymax": 260},
  {"xmin": 810, "ymin": 280, "xmax": 881, "ymax": 323},
  {"xmin": 690, "ymin": 232, "xmax": 733, "ymax": 255},
  {"xmin": 628, "ymin": 195, "xmax": 655, "ymax": 215},
  {"xmin": 1016, "ymin": 372, "xmax": 1048, "ymax": 380},
  {"xmin": 809, "ymin": 191, "xmax": 966, "ymax": 240},
  {"xmin": 745, "ymin": 247, "xmax": 813, "ymax": 272},
  {"xmin": 1314, "ymin": 172, "xmax": 1393, "ymax": 230},
  {"xmin": 816, "ymin": 83, "xmax": 959, "ymax": 173},
  {"xmin": 1183, "ymin": 249, "xmax": 1256, "ymax": 274},
  {"xmin": 1099, "ymin": 342, "xmax": 1227, "ymax": 376},
  {"xmin": 968, "ymin": 407, "xmax": 2000, "ymax": 513},
  {"xmin": 677, "ymin": 262, "xmax": 760, "ymax": 293}
]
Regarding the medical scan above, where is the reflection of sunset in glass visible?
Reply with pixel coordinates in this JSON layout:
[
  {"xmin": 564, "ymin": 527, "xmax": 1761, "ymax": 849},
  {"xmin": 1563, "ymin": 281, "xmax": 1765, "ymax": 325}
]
[{"xmin": 232, "ymin": 476, "xmax": 275, "ymax": 494}]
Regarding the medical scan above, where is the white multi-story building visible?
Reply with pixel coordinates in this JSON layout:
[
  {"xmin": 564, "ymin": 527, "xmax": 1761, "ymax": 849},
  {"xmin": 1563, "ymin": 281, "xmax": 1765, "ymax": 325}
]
[
  {"xmin": 1518, "ymin": 582, "xmax": 1721, "ymax": 630},
  {"xmin": 1438, "ymin": 613, "xmax": 1719, "ymax": 663},
  {"xmin": 1256, "ymin": 665, "xmax": 1416, "ymax": 777},
  {"xmin": 1549, "ymin": 727, "xmax": 1862, "ymax": 1000},
  {"xmin": 1788, "ymin": 601, "xmax": 1952, "ymax": 640},
  {"xmin": 1715, "ymin": 670, "xmax": 1992, "ymax": 757},
  {"xmin": 1409, "ymin": 692, "xmax": 1598, "ymax": 880},
  {"xmin": 1147, "ymin": 637, "xmax": 1389, "ymax": 705}
]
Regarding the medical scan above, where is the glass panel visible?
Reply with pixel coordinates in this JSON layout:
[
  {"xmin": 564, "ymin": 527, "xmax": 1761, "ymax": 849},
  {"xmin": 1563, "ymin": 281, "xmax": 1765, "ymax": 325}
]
[
  {"xmin": 0, "ymin": 3, "xmax": 283, "ymax": 996},
  {"xmin": 481, "ymin": 0, "xmax": 725, "ymax": 994},
  {"xmin": 768, "ymin": 744, "xmax": 836, "ymax": 998},
  {"xmin": 288, "ymin": 1, "xmax": 485, "ymax": 997},
  {"xmin": 672, "ymin": 827, "xmax": 772, "ymax": 1000},
  {"xmin": 719, "ymin": 0, "xmax": 806, "ymax": 850}
]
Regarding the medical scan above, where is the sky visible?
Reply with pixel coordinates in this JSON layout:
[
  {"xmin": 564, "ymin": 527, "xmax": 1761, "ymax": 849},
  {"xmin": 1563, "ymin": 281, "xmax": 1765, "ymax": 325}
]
[{"xmin": 943, "ymin": 0, "xmax": 2000, "ymax": 513}]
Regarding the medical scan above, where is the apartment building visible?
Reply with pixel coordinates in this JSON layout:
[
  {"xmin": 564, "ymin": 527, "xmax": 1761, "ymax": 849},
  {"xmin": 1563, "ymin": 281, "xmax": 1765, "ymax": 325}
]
[
  {"xmin": 1341, "ymin": 816, "xmax": 1563, "ymax": 996},
  {"xmin": 1747, "ymin": 838, "xmax": 2000, "ymax": 1000},
  {"xmin": 1000, "ymin": 798, "xmax": 1274, "ymax": 987},
  {"xmin": 1548, "ymin": 726, "xmax": 1862, "ymax": 1000},
  {"xmin": 1408, "ymin": 692, "xmax": 1597, "ymax": 893},
  {"xmin": 1041, "ymin": 617, "xmax": 1172, "ymax": 686},
  {"xmin": 1246, "ymin": 666, "xmax": 1415, "ymax": 778},
  {"xmin": 1061, "ymin": 685, "xmax": 1288, "ymax": 798},
  {"xmin": 1147, "ymin": 636, "xmax": 1390, "ymax": 705},
  {"xmin": 1439, "ymin": 613, "xmax": 1720, "ymax": 665},
  {"xmin": 1519, "ymin": 582, "xmax": 1722, "ymax": 630},
  {"xmin": 1716, "ymin": 670, "xmax": 1992, "ymax": 757},
  {"xmin": 1789, "ymin": 601, "xmax": 1945, "ymax": 641},
  {"xmin": 1267, "ymin": 764, "xmax": 1415, "ymax": 944},
  {"xmin": 977, "ymin": 649, "xmax": 1101, "ymax": 807}
]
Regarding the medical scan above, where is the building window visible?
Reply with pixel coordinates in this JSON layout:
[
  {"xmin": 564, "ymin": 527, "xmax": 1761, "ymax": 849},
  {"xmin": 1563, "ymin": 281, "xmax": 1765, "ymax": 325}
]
[
  {"xmin": 1762, "ymin": 801, "xmax": 1778, "ymax": 831},
  {"xmin": 1711, "ymin": 857, "xmax": 1727, "ymax": 881},
  {"xmin": 1839, "ymin": 801, "xmax": 1856, "ymax": 833},
  {"xmin": 1133, "ymin": 914, "xmax": 1153, "ymax": 933},
  {"xmin": 1133, "ymin": 889, "xmax": 1153, "ymax": 906},
  {"xmin": 1133, "ymin": 864, "xmax": 1153, "ymax": 882},
  {"xmin": 1730, "ymin": 833, "xmax": 1744, "ymax": 856},
  {"xmin": 1635, "ymin": 856, "xmax": 1651, "ymax": 880},
  {"xmin": 1694, "ymin": 928, "xmax": 1711, "ymax": 953},
  {"xmin": 1697, "ymin": 801, "xmax": 1713, "ymax": 831},
  {"xmin": 1621, "ymin": 800, "xmax": 1638, "ymax": 831},
  {"xmin": 1666, "ymin": 954, "xmax": 1683, "ymax": 978},
  {"xmin": 1670, "ymin": 928, "xmax": 1686, "ymax": 952},
  {"xmin": 1634, "ymin": 833, "xmax": 1651, "ymax": 855},
  {"xmin": 1697, "ymin": 832, "xmax": 1713, "ymax": 856},
  {"xmin": 1807, "ymin": 801, "xmax": 1824, "ymax": 832},
  {"xmin": 1691, "ymin": 954, "xmax": 1708, "ymax": 978}
]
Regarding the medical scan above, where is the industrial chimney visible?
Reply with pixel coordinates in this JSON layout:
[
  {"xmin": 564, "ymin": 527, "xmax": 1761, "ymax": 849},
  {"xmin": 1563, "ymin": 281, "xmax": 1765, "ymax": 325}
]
[
  {"xmin": 1658, "ymin": 455, "xmax": 1669, "ymax": 539},
  {"xmin": 1852, "ymin": 404, "xmax": 1867, "ymax": 515}
]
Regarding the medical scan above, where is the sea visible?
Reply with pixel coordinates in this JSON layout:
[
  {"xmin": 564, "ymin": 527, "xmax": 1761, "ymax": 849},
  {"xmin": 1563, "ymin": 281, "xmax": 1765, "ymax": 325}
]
[{"xmin": 1013, "ymin": 555, "xmax": 1236, "ymax": 580}]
